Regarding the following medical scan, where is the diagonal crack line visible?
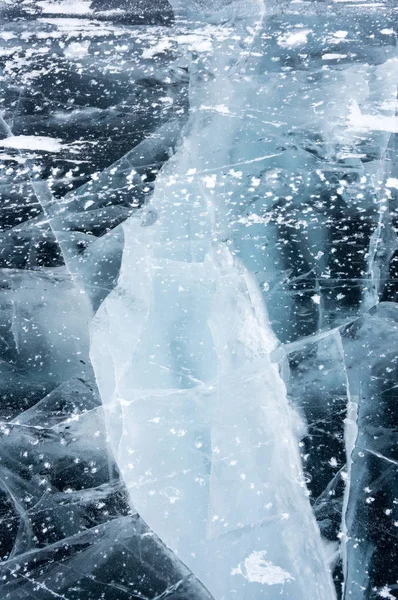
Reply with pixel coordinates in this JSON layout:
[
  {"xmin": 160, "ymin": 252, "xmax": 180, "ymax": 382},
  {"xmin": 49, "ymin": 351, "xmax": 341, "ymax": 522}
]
[
  {"xmin": 363, "ymin": 448, "xmax": 398, "ymax": 466},
  {"xmin": 6, "ymin": 568, "xmax": 72, "ymax": 600}
]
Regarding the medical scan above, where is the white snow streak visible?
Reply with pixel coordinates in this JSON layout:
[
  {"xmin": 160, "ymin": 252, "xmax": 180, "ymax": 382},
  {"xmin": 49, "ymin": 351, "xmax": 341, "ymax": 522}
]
[
  {"xmin": 0, "ymin": 136, "xmax": 64, "ymax": 153},
  {"xmin": 37, "ymin": 0, "xmax": 92, "ymax": 14}
]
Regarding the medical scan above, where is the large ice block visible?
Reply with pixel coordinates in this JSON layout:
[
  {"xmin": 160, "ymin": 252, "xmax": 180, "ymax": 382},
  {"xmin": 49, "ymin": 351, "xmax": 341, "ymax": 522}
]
[{"xmin": 90, "ymin": 2, "xmax": 337, "ymax": 597}]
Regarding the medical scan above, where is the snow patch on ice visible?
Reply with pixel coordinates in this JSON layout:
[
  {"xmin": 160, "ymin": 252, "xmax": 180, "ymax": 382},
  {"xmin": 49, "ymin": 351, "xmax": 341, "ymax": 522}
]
[
  {"xmin": 232, "ymin": 551, "xmax": 294, "ymax": 585},
  {"xmin": 277, "ymin": 29, "xmax": 310, "ymax": 47},
  {"xmin": 64, "ymin": 41, "xmax": 90, "ymax": 59},
  {"xmin": 333, "ymin": 30, "xmax": 348, "ymax": 39},
  {"xmin": 175, "ymin": 33, "xmax": 213, "ymax": 53},
  {"xmin": 199, "ymin": 104, "xmax": 230, "ymax": 114},
  {"xmin": 37, "ymin": 0, "xmax": 92, "ymax": 14},
  {"xmin": 0, "ymin": 135, "xmax": 64, "ymax": 153},
  {"xmin": 142, "ymin": 32, "xmax": 215, "ymax": 58},
  {"xmin": 386, "ymin": 178, "xmax": 398, "ymax": 189},
  {"xmin": 142, "ymin": 39, "xmax": 173, "ymax": 59},
  {"xmin": 322, "ymin": 53, "xmax": 348, "ymax": 60},
  {"xmin": 379, "ymin": 586, "xmax": 395, "ymax": 599},
  {"xmin": 202, "ymin": 174, "xmax": 217, "ymax": 189},
  {"xmin": 0, "ymin": 32, "xmax": 16, "ymax": 41}
]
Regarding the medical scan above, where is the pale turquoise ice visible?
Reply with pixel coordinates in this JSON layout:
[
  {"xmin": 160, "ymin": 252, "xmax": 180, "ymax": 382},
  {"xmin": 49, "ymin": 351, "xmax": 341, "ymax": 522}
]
[{"xmin": 89, "ymin": 2, "xmax": 338, "ymax": 597}]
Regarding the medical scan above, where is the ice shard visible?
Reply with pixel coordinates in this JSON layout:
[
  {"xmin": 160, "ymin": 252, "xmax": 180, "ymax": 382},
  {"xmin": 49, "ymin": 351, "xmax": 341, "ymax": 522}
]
[
  {"xmin": 340, "ymin": 304, "xmax": 398, "ymax": 599},
  {"xmin": 90, "ymin": 1, "xmax": 339, "ymax": 597}
]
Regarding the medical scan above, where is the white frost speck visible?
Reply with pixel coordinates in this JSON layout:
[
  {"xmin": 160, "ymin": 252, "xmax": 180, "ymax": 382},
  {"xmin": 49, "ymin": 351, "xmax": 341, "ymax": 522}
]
[
  {"xmin": 322, "ymin": 53, "xmax": 347, "ymax": 60},
  {"xmin": 277, "ymin": 29, "xmax": 310, "ymax": 48},
  {"xmin": 0, "ymin": 136, "xmax": 63, "ymax": 153},
  {"xmin": 237, "ymin": 214, "xmax": 271, "ymax": 226},
  {"xmin": 379, "ymin": 586, "xmax": 395, "ymax": 599},
  {"xmin": 142, "ymin": 39, "xmax": 172, "ymax": 59},
  {"xmin": 176, "ymin": 34, "xmax": 213, "ymax": 53},
  {"xmin": 232, "ymin": 551, "xmax": 294, "ymax": 585},
  {"xmin": 199, "ymin": 104, "xmax": 230, "ymax": 115},
  {"xmin": 203, "ymin": 174, "xmax": 217, "ymax": 189},
  {"xmin": 386, "ymin": 178, "xmax": 398, "ymax": 189},
  {"xmin": 229, "ymin": 169, "xmax": 243, "ymax": 178},
  {"xmin": 0, "ymin": 32, "xmax": 16, "ymax": 41},
  {"xmin": 64, "ymin": 41, "xmax": 90, "ymax": 59},
  {"xmin": 333, "ymin": 31, "xmax": 348, "ymax": 38}
]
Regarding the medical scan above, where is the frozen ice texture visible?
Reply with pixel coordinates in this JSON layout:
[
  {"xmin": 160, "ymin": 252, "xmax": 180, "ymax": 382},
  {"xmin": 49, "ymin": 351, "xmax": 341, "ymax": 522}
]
[
  {"xmin": 90, "ymin": 1, "xmax": 398, "ymax": 598},
  {"xmin": 89, "ymin": 2, "xmax": 344, "ymax": 598},
  {"xmin": 0, "ymin": 5, "xmax": 212, "ymax": 599},
  {"xmin": 1, "ymin": 0, "xmax": 397, "ymax": 598}
]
